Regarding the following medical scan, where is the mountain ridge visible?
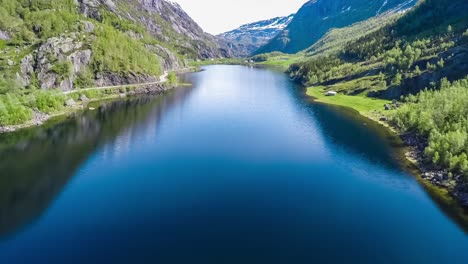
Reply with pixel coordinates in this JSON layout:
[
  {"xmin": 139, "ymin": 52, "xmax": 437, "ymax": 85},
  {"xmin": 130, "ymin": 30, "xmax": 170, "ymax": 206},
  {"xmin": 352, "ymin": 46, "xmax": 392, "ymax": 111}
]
[
  {"xmin": 218, "ymin": 14, "xmax": 294, "ymax": 57},
  {"xmin": 255, "ymin": 0, "xmax": 417, "ymax": 54}
]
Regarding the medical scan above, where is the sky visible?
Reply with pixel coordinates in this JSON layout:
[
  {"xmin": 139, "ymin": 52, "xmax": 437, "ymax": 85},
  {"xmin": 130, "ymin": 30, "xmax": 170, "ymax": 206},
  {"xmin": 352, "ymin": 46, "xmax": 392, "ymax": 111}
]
[{"xmin": 173, "ymin": 0, "xmax": 308, "ymax": 35}]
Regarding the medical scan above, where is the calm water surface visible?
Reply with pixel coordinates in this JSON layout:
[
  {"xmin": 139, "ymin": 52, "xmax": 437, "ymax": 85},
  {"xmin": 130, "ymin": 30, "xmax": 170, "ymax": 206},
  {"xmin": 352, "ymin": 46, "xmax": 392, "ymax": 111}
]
[{"xmin": 0, "ymin": 65, "xmax": 467, "ymax": 263}]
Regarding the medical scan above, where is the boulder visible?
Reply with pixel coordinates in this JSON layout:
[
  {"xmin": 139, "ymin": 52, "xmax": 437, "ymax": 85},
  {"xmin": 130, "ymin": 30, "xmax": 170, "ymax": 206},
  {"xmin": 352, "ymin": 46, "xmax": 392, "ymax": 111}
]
[
  {"xmin": 65, "ymin": 98, "xmax": 76, "ymax": 107},
  {"xmin": 0, "ymin": 30, "xmax": 10, "ymax": 40},
  {"xmin": 82, "ymin": 21, "xmax": 95, "ymax": 33},
  {"xmin": 384, "ymin": 104, "xmax": 391, "ymax": 110},
  {"xmin": 79, "ymin": 94, "xmax": 90, "ymax": 102},
  {"xmin": 78, "ymin": 0, "xmax": 116, "ymax": 19}
]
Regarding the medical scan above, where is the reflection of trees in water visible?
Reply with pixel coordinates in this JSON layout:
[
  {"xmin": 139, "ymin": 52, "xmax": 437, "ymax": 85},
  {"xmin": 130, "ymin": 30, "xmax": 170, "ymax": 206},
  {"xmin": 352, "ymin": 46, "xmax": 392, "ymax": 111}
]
[
  {"xmin": 0, "ymin": 87, "xmax": 194, "ymax": 239},
  {"xmin": 287, "ymin": 85, "xmax": 404, "ymax": 169},
  {"xmin": 313, "ymin": 104, "xmax": 403, "ymax": 169},
  {"xmin": 290, "ymin": 87, "xmax": 468, "ymax": 233}
]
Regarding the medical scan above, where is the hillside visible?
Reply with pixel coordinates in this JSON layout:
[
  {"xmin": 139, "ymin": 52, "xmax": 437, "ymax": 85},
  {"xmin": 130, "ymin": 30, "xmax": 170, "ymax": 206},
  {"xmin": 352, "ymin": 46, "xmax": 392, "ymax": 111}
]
[
  {"xmin": 0, "ymin": 0, "xmax": 229, "ymax": 92},
  {"xmin": 286, "ymin": 0, "xmax": 468, "ymax": 200},
  {"xmin": 0, "ymin": 0, "xmax": 233, "ymax": 127},
  {"xmin": 218, "ymin": 14, "xmax": 294, "ymax": 57},
  {"xmin": 255, "ymin": 0, "xmax": 417, "ymax": 54}
]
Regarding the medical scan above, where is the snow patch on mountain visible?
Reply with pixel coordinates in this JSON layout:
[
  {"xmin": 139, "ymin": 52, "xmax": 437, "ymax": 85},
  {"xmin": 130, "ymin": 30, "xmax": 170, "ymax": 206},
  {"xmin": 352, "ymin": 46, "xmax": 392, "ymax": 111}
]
[{"xmin": 217, "ymin": 14, "xmax": 295, "ymax": 57}]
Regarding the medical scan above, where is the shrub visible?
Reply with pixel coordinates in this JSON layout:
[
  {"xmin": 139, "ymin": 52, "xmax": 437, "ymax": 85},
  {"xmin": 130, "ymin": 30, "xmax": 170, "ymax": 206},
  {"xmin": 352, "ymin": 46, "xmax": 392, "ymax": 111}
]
[
  {"xmin": 33, "ymin": 90, "xmax": 65, "ymax": 113},
  {"xmin": 0, "ymin": 94, "xmax": 32, "ymax": 125}
]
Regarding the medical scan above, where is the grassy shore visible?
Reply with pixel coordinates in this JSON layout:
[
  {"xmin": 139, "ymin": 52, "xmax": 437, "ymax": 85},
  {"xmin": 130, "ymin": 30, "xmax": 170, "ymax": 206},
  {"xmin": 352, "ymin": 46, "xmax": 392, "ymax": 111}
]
[
  {"xmin": 305, "ymin": 84, "xmax": 468, "ymax": 225},
  {"xmin": 306, "ymin": 86, "xmax": 391, "ymax": 117}
]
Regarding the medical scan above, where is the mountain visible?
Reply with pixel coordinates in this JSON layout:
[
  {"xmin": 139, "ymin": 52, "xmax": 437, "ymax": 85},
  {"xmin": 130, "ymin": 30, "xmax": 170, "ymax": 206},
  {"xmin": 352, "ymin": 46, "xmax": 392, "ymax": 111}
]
[
  {"xmin": 255, "ymin": 0, "xmax": 418, "ymax": 54},
  {"xmin": 0, "ymin": 0, "xmax": 230, "ymax": 93},
  {"xmin": 286, "ymin": 0, "xmax": 468, "ymax": 197},
  {"xmin": 80, "ymin": 0, "xmax": 231, "ymax": 59},
  {"xmin": 218, "ymin": 14, "xmax": 294, "ymax": 57}
]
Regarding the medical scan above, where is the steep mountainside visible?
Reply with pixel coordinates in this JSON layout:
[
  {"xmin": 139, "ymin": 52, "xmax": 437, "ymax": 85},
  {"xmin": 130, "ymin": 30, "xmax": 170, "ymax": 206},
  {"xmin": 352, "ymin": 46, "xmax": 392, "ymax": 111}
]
[
  {"xmin": 218, "ymin": 14, "xmax": 294, "ymax": 57},
  {"xmin": 256, "ymin": 0, "xmax": 417, "ymax": 54},
  {"xmin": 80, "ymin": 0, "xmax": 231, "ymax": 59},
  {"xmin": 287, "ymin": 0, "xmax": 468, "ymax": 199},
  {"xmin": 0, "ymin": 0, "xmax": 229, "ymax": 93}
]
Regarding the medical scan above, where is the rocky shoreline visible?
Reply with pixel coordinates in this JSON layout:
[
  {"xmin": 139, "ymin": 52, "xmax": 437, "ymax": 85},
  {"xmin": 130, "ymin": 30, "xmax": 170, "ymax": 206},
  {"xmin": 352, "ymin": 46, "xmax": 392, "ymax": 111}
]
[
  {"xmin": 400, "ymin": 133, "xmax": 468, "ymax": 207},
  {"xmin": 0, "ymin": 82, "xmax": 174, "ymax": 134}
]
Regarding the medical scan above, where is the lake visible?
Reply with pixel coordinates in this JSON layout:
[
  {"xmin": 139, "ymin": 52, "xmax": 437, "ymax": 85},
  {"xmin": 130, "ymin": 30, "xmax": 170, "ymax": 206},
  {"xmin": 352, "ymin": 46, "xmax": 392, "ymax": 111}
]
[{"xmin": 0, "ymin": 65, "xmax": 467, "ymax": 263}]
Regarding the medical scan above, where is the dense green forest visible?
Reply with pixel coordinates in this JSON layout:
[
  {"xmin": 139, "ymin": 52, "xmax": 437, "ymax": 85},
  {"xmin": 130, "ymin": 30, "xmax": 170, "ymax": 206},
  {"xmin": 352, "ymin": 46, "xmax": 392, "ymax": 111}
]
[
  {"xmin": 392, "ymin": 77, "xmax": 468, "ymax": 177},
  {"xmin": 285, "ymin": 0, "xmax": 468, "ymax": 178}
]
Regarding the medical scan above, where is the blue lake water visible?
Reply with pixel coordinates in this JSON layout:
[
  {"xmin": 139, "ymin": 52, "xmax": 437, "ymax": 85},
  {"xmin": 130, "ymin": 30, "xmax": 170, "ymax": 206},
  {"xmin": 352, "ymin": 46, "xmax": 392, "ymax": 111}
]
[{"xmin": 0, "ymin": 65, "xmax": 467, "ymax": 263}]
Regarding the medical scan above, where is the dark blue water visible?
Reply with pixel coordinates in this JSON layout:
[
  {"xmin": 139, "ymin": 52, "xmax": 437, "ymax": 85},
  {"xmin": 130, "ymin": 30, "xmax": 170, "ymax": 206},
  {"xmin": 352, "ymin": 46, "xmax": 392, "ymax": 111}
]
[{"xmin": 0, "ymin": 65, "xmax": 467, "ymax": 263}]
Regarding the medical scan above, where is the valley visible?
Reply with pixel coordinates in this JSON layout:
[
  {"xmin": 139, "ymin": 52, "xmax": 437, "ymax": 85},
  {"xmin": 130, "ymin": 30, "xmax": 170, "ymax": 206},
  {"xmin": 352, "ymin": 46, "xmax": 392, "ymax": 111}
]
[{"xmin": 0, "ymin": 0, "xmax": 468, "ymax": 262}]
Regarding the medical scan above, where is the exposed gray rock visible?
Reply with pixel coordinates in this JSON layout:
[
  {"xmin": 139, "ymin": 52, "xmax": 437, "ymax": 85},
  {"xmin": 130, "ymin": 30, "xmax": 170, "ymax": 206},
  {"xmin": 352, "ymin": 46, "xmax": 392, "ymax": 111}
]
[
  {"xmin": 7, "ymin": 59, "xmax": 14, "ymax": 66},
  {"xmin": 79, "ymin": 94, "xmax": 90, "ymax": 102},
  {"xmin": 17, "ymin": 54, "xmax": 35, "ymax": 86},
  {"xmin": 68, "ymin": 49, "xmax": 92, "ymax": 74},
  {"xmin": 60, "ymin": 79, "xmax": 74, "ymax": 91},
  {"xmin": 82, "ymin": 21, "xmax": 96, "ymax": 33},
  {"xmin": 146, "ymin": 44, "xmax": 185, "ymax": 71},
  {"xmin": 0, "ymin": 30, "xmax": 10, "ymax": 40},
  {"xmin": 32, "ymin": 110, "xmax": 49, "ymax": 126},
  {"xmin": 78, "ymin": 0, "xmax": 115, "ymax": 19},
  {"xmin": 126, "ymin": 31, "xmax": 143, "ymax": 40},
  {"xmin": 111, "ymin": 0, "xmax": 231, "ymax": 58},
  {"xmin": 95, "ymin": 72, "xmax": 158, "ymax": 87},
  {"xmin": 218, "ymin": 14, "xmax": 295, "ymax": 57},
  {"xmin": 65, "ymin": 98, "xmax": 76, "ymax": 107},
  {"xmin": 35, "ymin": 36, "xmax": 91, "ymax": 90}
]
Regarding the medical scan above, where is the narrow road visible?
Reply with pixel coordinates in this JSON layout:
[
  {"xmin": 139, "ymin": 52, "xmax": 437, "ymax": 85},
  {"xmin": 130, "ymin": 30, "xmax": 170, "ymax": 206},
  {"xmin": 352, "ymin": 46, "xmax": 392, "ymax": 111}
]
[{"xmin": 64, "ymin": 71, "xmax": 169, "ymax": 95}]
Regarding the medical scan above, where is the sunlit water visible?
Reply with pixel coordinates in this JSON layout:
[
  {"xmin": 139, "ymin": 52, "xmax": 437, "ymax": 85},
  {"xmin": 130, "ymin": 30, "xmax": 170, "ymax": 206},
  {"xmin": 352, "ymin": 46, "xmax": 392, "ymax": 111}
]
[{"xmin": 0, "ymin": 65, "xmax": 467, "ymax": 263}]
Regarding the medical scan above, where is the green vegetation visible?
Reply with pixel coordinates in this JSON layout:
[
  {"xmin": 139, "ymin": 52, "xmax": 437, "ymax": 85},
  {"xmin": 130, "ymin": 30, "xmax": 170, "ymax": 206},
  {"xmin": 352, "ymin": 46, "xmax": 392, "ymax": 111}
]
[
  {"xmin": 0, "ymin": 0, "xmax": 191, "ymax": 127},
  {"xmin": 278, "ymin": 0, "xmax": 468, "ymax": 183},
  {"xmin": 0, "ymin": 94, "xmax": 32, "ymax": 125},
  {"xmin": 190, "ymin": 58, "xmax": 246, "ymax": 67},
  {"xmin": 33, "ymin": 90, "xmax": 65, "ymax": 114},
  {"xmin": 305, "ymin": 12, "xmax": 402, "ymax": 58},
  {"xmin": 167, "ymin": 72, "xmax": 178, "ymax": 85},
  {"xmin": 307, "ymin": 86, "xmax": 390, "ymax": 115},
  {"xmin": 91, "ymin": 25, "xmax": 161, "ymax": 76},
  {"xmin": 251, "ymin": 52, "xmax": 303, "ymax": 70},
  {"xmin": 392, "ymin": 78, "xmax": 468, "ymax": 176}
]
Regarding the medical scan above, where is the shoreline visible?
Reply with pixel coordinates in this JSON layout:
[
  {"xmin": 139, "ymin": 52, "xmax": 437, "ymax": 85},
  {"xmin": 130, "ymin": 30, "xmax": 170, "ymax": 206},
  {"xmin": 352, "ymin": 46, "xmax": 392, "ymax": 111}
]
[
  {"xmin": 305, "ymin": 86, "xmax": 468, "ymax": 208},
  {"xmin": 0, "ymin": 68, "xmax": 197, "ymax": 134},
  {"xmin": 0, "ymin": 82, "xmax": 177, "ymax": 134}
]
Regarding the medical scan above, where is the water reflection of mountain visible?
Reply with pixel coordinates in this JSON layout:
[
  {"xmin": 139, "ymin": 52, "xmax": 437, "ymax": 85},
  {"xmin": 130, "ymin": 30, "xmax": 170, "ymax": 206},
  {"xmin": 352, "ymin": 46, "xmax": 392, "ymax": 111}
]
[{"xmin": 0, "ymin": 87, "xmax": 194, "ymax": 239}]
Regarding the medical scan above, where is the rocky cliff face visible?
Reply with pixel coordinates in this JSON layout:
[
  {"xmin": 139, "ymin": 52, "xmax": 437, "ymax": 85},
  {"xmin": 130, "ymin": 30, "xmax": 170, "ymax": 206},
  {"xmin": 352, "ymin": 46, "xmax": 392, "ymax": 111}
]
[
  {"xmin": 218, "ymin": 14, "xmax": 294, "ymax": 57},
  {"xmin": 79, "ymin": 0, "xmax": 231, "ymax": 59},
  {"xmin": 256, "ymin": 0, "xmax": 417, "ymax": 54},
  {"xmin": 1, "ymin": 0, "xmax": 231, "ymax": 91}
]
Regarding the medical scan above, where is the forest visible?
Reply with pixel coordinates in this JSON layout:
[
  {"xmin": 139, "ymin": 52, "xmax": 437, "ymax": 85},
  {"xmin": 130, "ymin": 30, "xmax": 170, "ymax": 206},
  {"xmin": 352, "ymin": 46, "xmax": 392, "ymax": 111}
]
[{"xmin": 286, "ymin": 0, "xmax": 468, "ymax": 178}]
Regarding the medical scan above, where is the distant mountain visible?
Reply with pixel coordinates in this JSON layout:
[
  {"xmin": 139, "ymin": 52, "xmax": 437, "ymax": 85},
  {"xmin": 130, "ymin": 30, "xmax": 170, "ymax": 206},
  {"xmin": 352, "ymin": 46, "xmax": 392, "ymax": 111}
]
[
  {"xmin": 218, "ymin": 14, "xmax": 294, "ymax": 57},
  {"xmin": 255, "ymin": 0, "xmax": 417, "ymax": 54}
]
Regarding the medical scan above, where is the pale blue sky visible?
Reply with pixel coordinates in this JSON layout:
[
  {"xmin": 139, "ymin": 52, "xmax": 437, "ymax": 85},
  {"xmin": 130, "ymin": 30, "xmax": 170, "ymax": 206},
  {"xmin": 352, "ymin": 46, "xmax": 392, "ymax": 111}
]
[{"xmin": 173, "ymin": 0, "xmax": 308, "ymax": 34}]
